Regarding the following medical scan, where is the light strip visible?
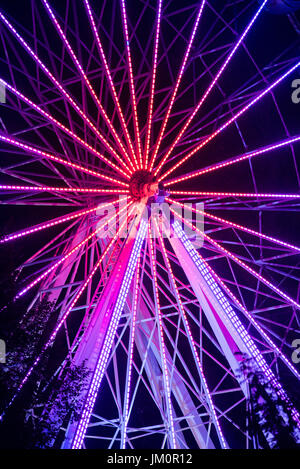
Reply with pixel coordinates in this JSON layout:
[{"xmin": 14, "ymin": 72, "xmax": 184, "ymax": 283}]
[
  {"xmin": 0, "ymin": 198, "xmax": 123, "ymax": 244},
  {"xmin": 0, "ymin": 133, "xmax": 128, "ymax": 187},
  {"xmin": 144, "ymin": 0, "xmax": 163, "ymax": 167},
  {"xmin": 165, "ymin": 134, "xmax": 300, "ymax": 186},
  {"xmin": 0, "ymin": 79, "xmax": 130, "ymax": 180},
  {"xmin": 0, "ymin": 185, "xmax": 129, "ymax": 194},
  {"xmin": 83, "ymin": 0, "xmax": 137, "ymax": 171},
  {"xmin": 0, "ymin": 12, "xmax": 131, "ymax": 176},
  {"xmin": 1, "ymin": 209, "xmax": 132, "ymax": 419},
  {"xmin": 71, "ymin": 218, "xmax": 148, "ymax": 449},
  {"xmin": 167, "ymin": 197, "xmax": 300, "ymax": 253},
  {"xmin": 154, "ymin": 0, "xmax": 267, "ymax": 176},
  {"xmin": 173, "ymin": 221, "xmax": 300, "ymax": 426},
  {"xmin": 41, "ymin": 0, "xmax": 132, "ymax": 169},
  {"xmin": 148, "ymin": 0, "xmax": 206, "ymax": 171},
  {"xmin": 160, "ymin": 59, "xmax": 300, "ymax": 181},
  {"xmin": 148, "ymin": 225, "xmax": 177, "ymax": 449},
  {"xmin": 154, "ymin": 219, "xmax": 227, "ymax": 449},
  {"xmin": 16, "ymin": 201, "xmax": 131, "ymax": 298},
  {"xmin": 121, "ymin": 256, "xmax": 141, "ymax": 449},
  {"xmin": 120, "ymin": 0, "xmax": 143, "ymax": 167},
  {"xmin": 171, "ymin": 208, "xmax": 300, "ymax": 311}
]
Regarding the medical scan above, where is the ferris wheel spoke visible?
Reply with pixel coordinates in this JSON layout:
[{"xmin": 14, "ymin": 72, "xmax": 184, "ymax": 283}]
[
  {"xmin": 0, "ymin": 133, "xmax": 128, "ymax": 187},
  {"xmin": 167, "ymin": 197, "xmax": 300, "ymax": 254},
  {"xmin": 15, "ymin": 201, "xmax": 131, "ymax": 298},
  {"xmin": 154, "ymin": 0, "xmax": 267, "ymax": 176},
  {"xmin": 0, "ymin": 79, "xmax": 131, "ymax": 180},
  {"xmin": 0, "ymin": 197, "xmax": 121, "ymax": 245},
  {"xmin": 40, "ymin": 0, "xmax": 133, "ymax": 169},
  {"xmin": 165, "ymin": 134, "xmax": 300, "ymax": 187},
  {"xmin": 1, "ymin": 207, "xmax": 132, "ymax": 420},
  {"xmin": 171, "ymin": 208, "xmax": 300, "ymax": 312},
  {"xmin": 148, "ymin": 228, "xmax": 177, "ymax": 449},
  {"xmin": 160, "ymin": 58, "xmax": 300, "ymax": 181},
  {"xmin": 154, "ymin": 218, "xmax": 228, "ymax": 449},
  {"xmin": 148, "ymin": 0, "xmax": 206, "ymax": 172},
  {"xmin": 83, "ymin": 0, "xmax": 137, "ymax": 171},
  {"xmin": 172, "ymin": 221, "xmax": 300, "ymax": 428},
  {"xmin": 0, "ymin": 12, "xmax": 132, "ymax": 176}
]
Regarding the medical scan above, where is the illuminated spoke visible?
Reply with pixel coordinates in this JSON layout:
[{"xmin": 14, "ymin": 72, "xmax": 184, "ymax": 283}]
[{"xmin": 149, "ymin": 0, "xmax": 206, "ymax": 172}]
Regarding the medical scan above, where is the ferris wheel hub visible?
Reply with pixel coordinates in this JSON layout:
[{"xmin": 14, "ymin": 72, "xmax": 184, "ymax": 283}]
[{"xmin": 129, "ymin": 169, "xmax": 159, "ymax": 202}]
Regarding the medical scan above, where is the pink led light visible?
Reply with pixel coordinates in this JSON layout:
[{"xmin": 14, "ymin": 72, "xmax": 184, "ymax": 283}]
[
  {"xmin": 121, "ymin": 256, "xmax": 140, "ymax": 449},
  {"xmin": 167, "ymin": 197, "xmax": 300, "ymax": 253},
  {"xmin": 71, "ymin": 218, "xmax": 148, "ymax": 449},
  {"xmin": 165, "ymin": 134, "xmax": 300, "ymax": 186},
  {"xmin": 144, "ymin": 0, "xmax": 163, "ymax": 167},
  {"xmin": 1, "ymin": 79, "xmax": 130, "ymax": 180},
  {"xmin": 148, "ymin": 225, "xmax": 177, "ymax": 449},
  {"xmin": 154, "ymin": 0, "xmax": 267, "ymax": 176},
  {"xmin": 169, "ymin": 190, "xmax": 300, "ymax": 198},
  {"xmin": 2, "ymin": 207, "xmax": 132, "ymax": 418},
  {"xmin": 120, "ymin": 0, "xmax": 143, "ymax": 168},
  {"xmin": 16, "ymin": 200, "xmax": 130, "ymax": 297},
  {"xmin": 148, "ymin": 0, "xmax": 206, "ymax": 172},
  {"xmin": 0, "ymin": 199, "xmax": 120, "ymax": 245},
  {"xmin": 0, "ymin": 134, "xmax": 128, "ymax": 187},
  {"xmin": 0, "ymin": 185, "xmax": 129, "ymax": 194},
  {"xmin": 160, "ymin": 59, "xmax": 300, "ymax": 181},
  {"xmin": 170, "ymin": 208, "xmax": 300, "ymax": 310},
  {"xmin": 173, "ymin": 220, "xmax": 300, "ymax": 427},
  {"xmin": 0, "ymin": 12, "xmax": 131, "ymax": 176},
  {"xmin": 83, "ymin": 0, "xmax": 137, "ymax": 171},
  {"xmin": 41, "ymin": 0, "xmax": 133, "ymax": 170},
  {"xmin": 154, "ymin": 219, "xmax": 227, "ymax": 449}
]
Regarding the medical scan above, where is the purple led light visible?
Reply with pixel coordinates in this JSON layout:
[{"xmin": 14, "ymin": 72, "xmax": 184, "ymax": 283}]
[
  {"xmin": 161, "ymin": 59, "xmax": 300, "ymax": 181},
  {"xmin": 0, "ymin": 12, "xmax": 131, "ymax": 176},
  {"xmin": 0, "ymin": 133, "xmax": 127, "ymax": 187},
  {"xmin": 83, "ymin": 0, "xmax": 136, "ymax": 170},
  {"xmin": 71, "ymin": 218, "xmax": 148, "ymax": 449},
  {"xmin": 174, "ymin": 221, "xmax": 300, "ymax": 427},
  {"xmin": 155, "ymin": 219, "xmax": 227, "ymax": 449},
  {"xmin": 1, "ymin": 210, "xmax": 132, "ymax": 420},
  {"xmin": 41, "ymin": 0, "xmax": 132, "ymax": 168},
  {"xmin": 148, "ymin": 226, "xmax": 177, "ymax": 449},
  {"xmin": 165, "ymin": 134, "xmax": 300, "ymax": 186},
  {"xmin": 0, "ymin": 79, "xmax": 130, "ymax": 179},
  {"xmin": 154, "ymin": 0, "xmax": 267, "ymax": 176},
  {"xmin": 16, "ymin": 201, "xmax": 130, "ymax": 298},
  {"xmin": 149, "ymin": 0, "xmax": 206, "ymax": 171}
]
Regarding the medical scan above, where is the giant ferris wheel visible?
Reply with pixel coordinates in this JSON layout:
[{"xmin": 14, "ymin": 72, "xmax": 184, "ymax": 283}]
[{"xmin": 0, "ymin": 0, "xmax": 300, "ymax": 449}]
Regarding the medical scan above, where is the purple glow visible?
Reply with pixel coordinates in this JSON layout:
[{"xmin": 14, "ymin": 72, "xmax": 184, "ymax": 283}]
[
  {"xmin": 174, "ymin": 221, "xmax": 300, "ymax": 427},
  {"xmin": 71, "ymin": 218, "xmax": 148, "ymax": 449},
  {"xmin": 161, "ymin": 59, "xmax": 300, "ymax": 181}
]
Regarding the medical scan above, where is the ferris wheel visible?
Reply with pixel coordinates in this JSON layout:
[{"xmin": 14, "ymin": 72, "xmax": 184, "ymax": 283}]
[{"xmin": 0, "ymin": 0, "xmax": 300, "ymax": 449}]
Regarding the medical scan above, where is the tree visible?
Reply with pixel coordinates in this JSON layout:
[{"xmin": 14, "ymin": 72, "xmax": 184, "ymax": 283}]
[{"xmin": 237, "ymin": 355, "xmax": 300, "ymax": 449}]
